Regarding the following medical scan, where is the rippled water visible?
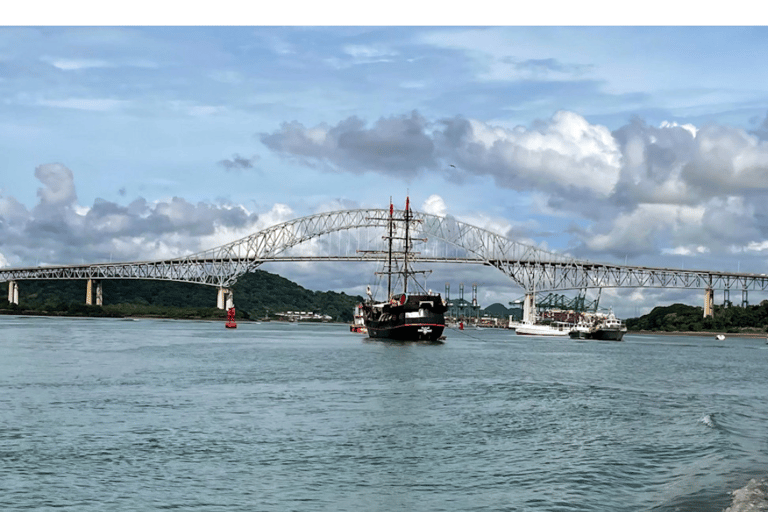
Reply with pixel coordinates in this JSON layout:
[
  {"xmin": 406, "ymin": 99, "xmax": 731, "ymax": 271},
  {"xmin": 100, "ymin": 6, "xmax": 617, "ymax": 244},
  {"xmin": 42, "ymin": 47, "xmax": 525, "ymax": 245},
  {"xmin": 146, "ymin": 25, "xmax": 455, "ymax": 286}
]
[{"xmin": 2, "ymin": 316, "xmax": 767, "ymax": 511}]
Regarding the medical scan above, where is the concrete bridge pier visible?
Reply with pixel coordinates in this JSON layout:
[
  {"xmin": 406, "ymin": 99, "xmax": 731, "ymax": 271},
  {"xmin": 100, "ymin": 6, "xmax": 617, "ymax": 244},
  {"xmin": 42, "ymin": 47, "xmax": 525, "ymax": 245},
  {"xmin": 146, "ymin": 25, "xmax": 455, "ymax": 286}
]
[
  {"xmin": 704, "ymin": 288, "xmax": 714, "ymax": 318},
  {"xmin": 86, "ymin": 279, "xmax": 102, "ymax": 306},
  {"xmin": 217, "ymin": 287, "xmax": 234, "ymax": 310},
  {"xmin": 742, "ymin": 289, "xmax": 749, "ymax": 308},
  {"xmin": 7, "ymin": 280, "xmax": 19, "ymax": 305},
  {"xmin": 523, "ymin": 292, "xmax": 536, "ymax": 324}
]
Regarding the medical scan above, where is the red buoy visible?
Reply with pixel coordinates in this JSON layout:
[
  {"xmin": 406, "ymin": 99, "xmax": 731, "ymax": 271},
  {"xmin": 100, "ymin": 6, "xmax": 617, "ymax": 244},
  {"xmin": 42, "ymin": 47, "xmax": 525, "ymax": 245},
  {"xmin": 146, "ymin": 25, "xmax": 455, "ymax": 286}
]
[{"xmin": 225, "ymin": 307, "xmax": 237, "ymax": 329}]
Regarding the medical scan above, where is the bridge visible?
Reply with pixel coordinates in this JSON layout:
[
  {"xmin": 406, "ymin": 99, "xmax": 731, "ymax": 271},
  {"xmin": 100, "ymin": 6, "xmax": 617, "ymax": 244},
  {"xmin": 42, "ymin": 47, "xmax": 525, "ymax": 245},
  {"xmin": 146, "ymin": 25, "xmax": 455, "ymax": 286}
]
[{"xmin": 3, "ymin": 206, "xmax": 768, "ymax": 318}]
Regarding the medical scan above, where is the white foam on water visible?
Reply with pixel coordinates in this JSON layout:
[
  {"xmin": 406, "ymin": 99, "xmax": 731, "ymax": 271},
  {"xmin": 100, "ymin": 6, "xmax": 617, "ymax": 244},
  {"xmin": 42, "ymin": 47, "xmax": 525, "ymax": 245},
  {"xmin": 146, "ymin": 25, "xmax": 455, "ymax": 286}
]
[
  {"xmin": 700, "ymin": 414, "xmax": 716, "ymax": 428},
  {"xmin": 724, "ymin": 477, "xmax": 768, "ymax": 512}
]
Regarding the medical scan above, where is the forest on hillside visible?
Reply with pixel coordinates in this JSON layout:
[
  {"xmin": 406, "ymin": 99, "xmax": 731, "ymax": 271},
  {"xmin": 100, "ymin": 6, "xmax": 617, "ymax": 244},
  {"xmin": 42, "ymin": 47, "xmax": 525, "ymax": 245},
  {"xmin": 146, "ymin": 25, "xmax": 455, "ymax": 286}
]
[
  {"xmin": 625, "ymin": 302, "xmax": 768, "ymax": 333},
  {"xmin": 0, "ymin": 270, "xmax": 364, "ymax": 322}
]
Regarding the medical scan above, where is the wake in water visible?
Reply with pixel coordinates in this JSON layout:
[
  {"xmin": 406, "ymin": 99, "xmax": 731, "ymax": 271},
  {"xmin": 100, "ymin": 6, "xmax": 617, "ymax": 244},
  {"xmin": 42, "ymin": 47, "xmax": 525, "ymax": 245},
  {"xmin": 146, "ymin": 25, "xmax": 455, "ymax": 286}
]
[
  {"xmin": 698, "ymin": 413, "xmax": 768, "ymax": 511},
  {"xmin": 700, "ymin": 414, "xmax": 717, "ymax": 429},
  {"xmin": 724, "ymin": 477, "xmax": 768, "ymax": 511}
]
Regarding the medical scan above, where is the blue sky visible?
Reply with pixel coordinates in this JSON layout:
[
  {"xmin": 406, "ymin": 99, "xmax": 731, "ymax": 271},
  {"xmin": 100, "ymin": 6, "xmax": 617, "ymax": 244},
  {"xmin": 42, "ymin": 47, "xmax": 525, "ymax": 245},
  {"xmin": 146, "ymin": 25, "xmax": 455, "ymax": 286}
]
[{"xmin": 3, "ymin": 22, "xmax": 768, "ymax": 317}]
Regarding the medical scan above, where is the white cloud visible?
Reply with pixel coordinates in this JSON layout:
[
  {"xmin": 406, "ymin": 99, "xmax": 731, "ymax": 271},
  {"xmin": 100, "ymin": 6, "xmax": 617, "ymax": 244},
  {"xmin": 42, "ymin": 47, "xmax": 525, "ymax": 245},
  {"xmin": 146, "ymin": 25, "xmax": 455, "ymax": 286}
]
[
  {"xmin": 342, "ymin": 44, "xmax": 397, "ymax": 60},
  {"xmin": 683, "ymin": 124, "xmax": 768, "ymax": 193},
  {"xmin": 461, "ymin": 111, "xmax": 622, "ymax": 196},
  {"xmin": 661, "ymin": 245, "xmax": 710, "ymax": 256},
  {"xmin": 745, "ymin": 241, "xmax": 768, "ymax": 252},
  {"xmin": 188, "ymin": 105, "xmax": 226, "ymax": 117},
  {"xmin": 256, "ymin": 203, "xmax": 294, "ymax": 228},
  {"xmin": 456, "ymin": 212, "xmax": 514, "ymax": 239},
  {"xmin": 36, "ymin": 98, "xmax": 129, "ymax": 111},
  {"xmin": 660, "ymin": 120, "xmax": 697, "ymax": 138},
  {"xmin": 584, "ymin": 203, "xmax": 705, "ymax": 254},
  {"xmin": 323, "ymin": 45, "xmax": 399, "ymax": 69},
  {"xmin": 47, "ymin": 58, "xmax": 111, "ymax": 70},
  {"xmin": 422, "ymin": 195, "xmax": 447, "ymax": 217},
  {"xmin": 35, "ymin": 163, "xmax": 77, "ymax": 207}
]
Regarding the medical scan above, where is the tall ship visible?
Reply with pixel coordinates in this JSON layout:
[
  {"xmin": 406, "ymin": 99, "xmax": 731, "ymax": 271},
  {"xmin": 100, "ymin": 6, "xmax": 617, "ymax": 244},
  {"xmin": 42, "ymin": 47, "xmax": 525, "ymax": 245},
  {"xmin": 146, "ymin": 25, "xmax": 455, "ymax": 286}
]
[{"xmin": 361, "ymin": 198, "xmax": 447, "ymax": 342}]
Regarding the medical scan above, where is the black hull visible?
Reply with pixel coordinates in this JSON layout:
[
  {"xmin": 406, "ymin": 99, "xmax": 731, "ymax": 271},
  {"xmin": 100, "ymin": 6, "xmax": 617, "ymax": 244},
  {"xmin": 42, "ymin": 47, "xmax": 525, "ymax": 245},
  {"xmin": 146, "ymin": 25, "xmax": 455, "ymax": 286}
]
[
  {"xmin": 591, "ymin": 328, "xmax": 625, "ymax": 341},
  {"xmin": 366, "ymin": 321, "xmax": 445, "ymax": 342},
  {"xmin": 570, "ymin": 328, "xmax": 625, "ymax": 341}
]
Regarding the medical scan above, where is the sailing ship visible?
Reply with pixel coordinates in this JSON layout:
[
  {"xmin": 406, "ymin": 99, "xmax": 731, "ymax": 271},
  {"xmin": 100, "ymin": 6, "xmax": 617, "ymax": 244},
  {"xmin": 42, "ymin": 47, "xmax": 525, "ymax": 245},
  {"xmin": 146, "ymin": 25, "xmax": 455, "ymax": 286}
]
[{"xmin": 360, "ymin": 197, "xmax": 447, "ymax": 342}]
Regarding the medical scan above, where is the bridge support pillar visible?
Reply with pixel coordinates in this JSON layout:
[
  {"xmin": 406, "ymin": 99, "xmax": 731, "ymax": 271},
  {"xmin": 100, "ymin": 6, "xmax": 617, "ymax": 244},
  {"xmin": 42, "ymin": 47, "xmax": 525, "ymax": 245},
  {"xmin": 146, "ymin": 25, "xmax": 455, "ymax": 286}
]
[
  {"xmin": 742, "ymin": 289, "xmax": 749, "ymax": 308},
  {"xmin": 86, "ymin": 279, "xmax": 102, "ymax": 306},
  {"xmin": 523, "ymin": 292, "xmax": 536, "ymax": 323},
  {"xmin": 7, "ymin": 280, "xmax": 19, "ymax": 305},
  {"xmin": 217, "ymin": 287, "xmax": 233, "ymax": 310},
  {"xmin": 703, "ymin": 288, "xmax": 714, "ymax": 318}
]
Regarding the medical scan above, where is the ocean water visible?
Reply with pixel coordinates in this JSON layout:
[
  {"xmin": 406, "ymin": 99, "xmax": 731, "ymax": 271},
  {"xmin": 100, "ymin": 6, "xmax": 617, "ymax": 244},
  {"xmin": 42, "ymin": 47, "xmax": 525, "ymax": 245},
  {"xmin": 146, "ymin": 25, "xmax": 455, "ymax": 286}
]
[{"xmin": 1, "ymin": 316, "xmax": 767, "ymax": 511}]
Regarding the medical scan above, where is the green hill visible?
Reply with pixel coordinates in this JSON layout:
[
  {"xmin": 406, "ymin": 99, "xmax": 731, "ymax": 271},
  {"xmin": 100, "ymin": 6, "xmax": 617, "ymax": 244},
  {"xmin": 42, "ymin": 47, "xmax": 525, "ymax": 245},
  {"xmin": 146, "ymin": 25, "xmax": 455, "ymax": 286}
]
[
  {"xmin": 625, "ymin": 302, "xmax": 768, "ymax": 333},
  {"xmin": 481, "ymin": 302, "xmax": 512, "ymax": 318},
  {"xmin": 1, "ymin": 270, "xmax": 363, "ymax": 322}
]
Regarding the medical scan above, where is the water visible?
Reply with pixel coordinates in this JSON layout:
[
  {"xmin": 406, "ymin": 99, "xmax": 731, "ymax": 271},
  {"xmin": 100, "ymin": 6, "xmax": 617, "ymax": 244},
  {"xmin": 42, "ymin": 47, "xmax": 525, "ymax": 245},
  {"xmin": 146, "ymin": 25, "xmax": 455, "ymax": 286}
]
[{"xmin": 2, "ymin": 316, "xmax": 767, "ymax": 511}]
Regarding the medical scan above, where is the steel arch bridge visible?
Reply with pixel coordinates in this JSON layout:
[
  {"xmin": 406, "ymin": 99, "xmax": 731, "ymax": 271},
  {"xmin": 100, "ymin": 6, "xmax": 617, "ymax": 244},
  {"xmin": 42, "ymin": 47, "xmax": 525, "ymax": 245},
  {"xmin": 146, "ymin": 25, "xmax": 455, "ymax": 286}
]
[{"xmin": 2, "ymin": 207, "xmax": 768, "ymax": 299}]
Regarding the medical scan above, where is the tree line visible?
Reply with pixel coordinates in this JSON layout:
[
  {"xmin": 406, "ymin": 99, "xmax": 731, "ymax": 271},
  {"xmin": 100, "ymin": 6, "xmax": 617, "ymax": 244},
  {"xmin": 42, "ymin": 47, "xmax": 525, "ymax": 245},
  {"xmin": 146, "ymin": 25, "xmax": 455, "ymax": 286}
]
[
  {"xmin": 0, "ymin": 270, "xmax": 364, "ymax": 322},
  {"xmin": 626, "ymin": 301, "xmax": 768, "ymax": 333}
]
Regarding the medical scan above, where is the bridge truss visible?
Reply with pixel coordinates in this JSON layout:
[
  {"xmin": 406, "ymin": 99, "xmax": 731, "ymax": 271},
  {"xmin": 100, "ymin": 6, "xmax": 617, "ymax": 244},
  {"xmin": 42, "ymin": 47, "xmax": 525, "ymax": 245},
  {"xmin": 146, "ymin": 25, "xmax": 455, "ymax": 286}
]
[{"xmin": 2, "ymin": 207, "xmax": 768, "ymax": 296}]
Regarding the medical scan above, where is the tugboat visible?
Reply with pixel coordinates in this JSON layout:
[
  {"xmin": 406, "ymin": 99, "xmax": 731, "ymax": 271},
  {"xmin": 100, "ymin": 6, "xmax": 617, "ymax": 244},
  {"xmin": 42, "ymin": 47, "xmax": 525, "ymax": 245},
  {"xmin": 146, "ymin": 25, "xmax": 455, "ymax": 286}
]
[{"xmin": 361, "ymin": 197, "xmax": 447, "ymax": 342}]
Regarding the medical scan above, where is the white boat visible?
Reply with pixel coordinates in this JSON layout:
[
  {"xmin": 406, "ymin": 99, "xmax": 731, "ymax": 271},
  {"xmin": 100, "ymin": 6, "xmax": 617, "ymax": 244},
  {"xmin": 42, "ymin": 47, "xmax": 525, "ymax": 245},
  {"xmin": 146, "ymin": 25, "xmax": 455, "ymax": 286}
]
[
  {"xmin": 569, "ymin": 311, "xmax": 627, "ymax": 341},
  {"xmin": 715, "ymin": 334, "xmax": 725, "ymax": 341},
  {"xmin": 511, "ymin": 321, "xmax": 571, "ymax": 337},
  {"xmin": 349, "ymin": 304, "xmax": 368, "ymax": 334}
]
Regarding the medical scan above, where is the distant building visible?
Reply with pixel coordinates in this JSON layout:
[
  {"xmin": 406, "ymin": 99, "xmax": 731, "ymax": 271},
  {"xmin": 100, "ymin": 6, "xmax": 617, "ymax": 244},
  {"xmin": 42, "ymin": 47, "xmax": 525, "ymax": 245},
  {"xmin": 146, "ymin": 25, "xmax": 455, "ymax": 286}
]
[{"xmin": 276, "ymin": 311, "xmax": 332, "ymax": 322}]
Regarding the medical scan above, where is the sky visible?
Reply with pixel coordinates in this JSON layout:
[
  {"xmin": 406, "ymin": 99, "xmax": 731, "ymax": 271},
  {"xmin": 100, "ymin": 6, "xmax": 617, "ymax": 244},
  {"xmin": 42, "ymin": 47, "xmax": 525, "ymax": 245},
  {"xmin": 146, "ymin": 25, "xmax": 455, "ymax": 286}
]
[{"xmin": 3, "ymin": 18, "xmax": 768, "ymax": 318}]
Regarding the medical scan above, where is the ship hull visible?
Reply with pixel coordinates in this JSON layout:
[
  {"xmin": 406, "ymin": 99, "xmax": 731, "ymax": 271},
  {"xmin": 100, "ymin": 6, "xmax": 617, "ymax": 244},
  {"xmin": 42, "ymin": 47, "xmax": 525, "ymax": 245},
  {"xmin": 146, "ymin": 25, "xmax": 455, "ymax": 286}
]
[
  {"xmin": 366, "ymin": 321, "xmax": 445, "ymax": 342},
  {"xmin": 569, "ymin": 327, "xmax": 626, "ymax": 341},
  {"xmin": 590, "ymin": 328, "xmax": 626, "ymax": 341}
]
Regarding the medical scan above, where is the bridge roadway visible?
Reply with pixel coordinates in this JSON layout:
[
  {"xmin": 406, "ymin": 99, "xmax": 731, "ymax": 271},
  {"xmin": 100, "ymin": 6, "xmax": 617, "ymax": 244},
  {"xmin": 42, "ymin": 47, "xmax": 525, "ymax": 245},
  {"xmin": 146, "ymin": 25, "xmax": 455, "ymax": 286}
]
[{"xmin": 2, "ymin": 207, "xmax": 767, "ymax": 315}]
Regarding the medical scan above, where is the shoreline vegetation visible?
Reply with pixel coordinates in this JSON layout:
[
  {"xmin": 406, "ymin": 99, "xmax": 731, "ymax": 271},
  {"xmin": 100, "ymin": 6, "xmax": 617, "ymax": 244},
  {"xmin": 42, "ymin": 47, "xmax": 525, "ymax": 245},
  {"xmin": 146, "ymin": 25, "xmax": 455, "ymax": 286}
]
[
  {"xmin": 0, "ymin": 270, "xmax": 363, "ymax": 324},
  {"xmin": 0, "ymin": 307, "xmax": 346, "ymax": 324},
  {"xmin": 625, "ymin": 302, "xmax": 768, "ymax": 337}
]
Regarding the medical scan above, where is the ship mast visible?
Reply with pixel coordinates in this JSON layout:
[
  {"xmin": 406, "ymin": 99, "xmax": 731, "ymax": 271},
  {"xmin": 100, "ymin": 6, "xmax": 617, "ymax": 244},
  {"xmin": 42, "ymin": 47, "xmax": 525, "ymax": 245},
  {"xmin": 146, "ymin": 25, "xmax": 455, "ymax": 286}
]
[
  {"xmin": 403, "ymin": 196, "xmax": 410, "ymax": 294},
  {"xmin": 364, "ymin": 196, "xmax": 429, "ymax": 300},
  {"xmin": 387, "ymin": 199, "xmax": 394, "ymax": 299}
]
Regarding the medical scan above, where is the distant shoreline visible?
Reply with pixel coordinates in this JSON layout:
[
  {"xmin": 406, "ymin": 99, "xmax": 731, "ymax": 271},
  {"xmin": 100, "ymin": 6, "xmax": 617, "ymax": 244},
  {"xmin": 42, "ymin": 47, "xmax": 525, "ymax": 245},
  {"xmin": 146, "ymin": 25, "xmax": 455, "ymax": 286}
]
[{"xmin": 629, "ymin": 330, "xmax": 768, "ymax": 338}]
